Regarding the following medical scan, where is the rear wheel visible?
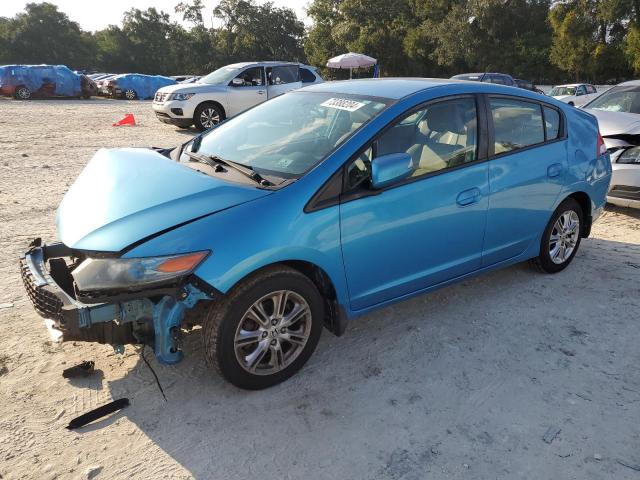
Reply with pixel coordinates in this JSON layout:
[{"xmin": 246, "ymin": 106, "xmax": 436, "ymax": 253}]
[
  {"xmin": 124, "ymin": 89, "xmax": 137, "ymax": 100},
  {"xmin": 530, "ymin": 198, "xmax": 583, "ymax": 273},
  {"xmin": 194, "ymin": 103, "xmax": 223, "ymax": 131},
  {"xmin": 202, "ymin": 265, "xmax": 324, "ymax": 389},
  {"xmin": 14, "ymin": 86, "xmax": 31, "ymax": 100}
]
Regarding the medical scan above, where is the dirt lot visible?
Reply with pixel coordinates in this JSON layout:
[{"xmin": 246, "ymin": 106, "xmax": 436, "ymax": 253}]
[{"xmin": 0, "ymin": 98, "xmax": 639, "ymax": 480}]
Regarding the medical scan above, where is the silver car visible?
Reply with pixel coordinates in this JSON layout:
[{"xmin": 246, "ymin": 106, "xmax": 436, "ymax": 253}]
[
  {"xmin": 584, "ymin": 81, "xmax": 640, "ymax": 208},
  {"xmin": 153, "ymin": 62, "xmax": 323, "ymax": 131}
]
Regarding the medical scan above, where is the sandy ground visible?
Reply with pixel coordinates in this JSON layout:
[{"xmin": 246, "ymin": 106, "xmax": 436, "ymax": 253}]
[{"xmin": 0, "ymin": 98, "xmax": 639, "ymax": 480}]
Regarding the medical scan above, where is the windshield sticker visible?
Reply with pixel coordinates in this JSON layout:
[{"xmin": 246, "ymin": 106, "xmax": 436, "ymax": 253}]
[{"xmin": 321, "ymin": 98, "xmax": 366, "ymax": 112}]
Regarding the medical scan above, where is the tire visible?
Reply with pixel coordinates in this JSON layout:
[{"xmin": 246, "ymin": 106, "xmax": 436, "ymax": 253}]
[
  {"xmin": 14, "ymin": 86, "xmax": 31, "ymax": 100},
  {"xmin": 194, "ymin": 103, "xmax": 223, "ymax": 131},
  {"xmin": 530, "ymin": 198, "xmax": 583, "ymax": 273},
  {"xmin": 203, "ymin": 265, "xmax": 324, "ymax": 390},
  {"xmin": 568, "ymin": 101, "xmax": 575, "ymax": 106},
  {"xmin": 124, "ymin": 89, "xmax": 137, "ymax": 100}
]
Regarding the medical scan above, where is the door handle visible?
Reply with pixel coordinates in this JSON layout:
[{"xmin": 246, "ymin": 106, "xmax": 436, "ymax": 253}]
[
  {"xmin": 456, "ymin": 187, "xmax": 481, "ymax": 206},
  {"xmin": 547, "ymin": 163, "xmax": 563, "ymax": 178},
  {"xmin": 257, "ymin": 90, "xmax": 265, "ymax": 95}
]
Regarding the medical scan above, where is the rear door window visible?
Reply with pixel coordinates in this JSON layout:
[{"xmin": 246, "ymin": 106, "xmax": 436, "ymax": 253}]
[
  {"xmin": 268, "ymin": 66, "xmax": 300, "ymax": 85},
  {"xmin": 489, "ymin": 97, "xmax": 544, "ymax": 154}
]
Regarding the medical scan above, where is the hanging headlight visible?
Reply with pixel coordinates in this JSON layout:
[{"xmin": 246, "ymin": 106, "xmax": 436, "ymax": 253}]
[{"xmin": 72, "ymin": 251, "xmax": 209, "ymax": 292}]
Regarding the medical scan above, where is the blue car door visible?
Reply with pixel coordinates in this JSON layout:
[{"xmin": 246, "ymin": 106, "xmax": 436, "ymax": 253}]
[
  {"xmin": 339, "ymin": 96, "xmax": 490, "ymax": 311},
  {"xmin": 481, "ymin": 96, "xmax": 567, "ymax": 266}
]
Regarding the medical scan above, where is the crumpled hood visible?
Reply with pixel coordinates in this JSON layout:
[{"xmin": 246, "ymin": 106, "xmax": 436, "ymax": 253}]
[
  {"xmin": 587, "ymin": 109, "xmax": 640, "ymax": 136},
  {"xmin": 57, "ymin": 148, "xmax": 270, "ymax": 252}
]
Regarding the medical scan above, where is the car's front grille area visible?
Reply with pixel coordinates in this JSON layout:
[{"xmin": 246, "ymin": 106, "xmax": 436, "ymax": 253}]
[
  {"xmin": 154, "ymin": 92, "xmax": 168, "ymax": 102},
  {"xmin": 609, "ymin": 185, "xmax": 640, "ymax": 201},
  {"xmin": 20, "ymin": 258, "xmax": 63, "ymax": 322}
]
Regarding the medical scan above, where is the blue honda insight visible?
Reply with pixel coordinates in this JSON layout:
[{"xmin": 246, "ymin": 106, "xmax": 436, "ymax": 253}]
[{"xmin": 21, "ymin": 79, "xmax": 611, "ymax": 389}]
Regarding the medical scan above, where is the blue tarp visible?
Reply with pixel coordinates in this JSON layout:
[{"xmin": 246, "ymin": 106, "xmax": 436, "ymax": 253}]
[
  {"xmin": 0, "ymin": 64, "xmax": 82, "ymax": 97},
  {"xmin": 112, "ymin": 74, "xmax": 176, "ymax": 99}
]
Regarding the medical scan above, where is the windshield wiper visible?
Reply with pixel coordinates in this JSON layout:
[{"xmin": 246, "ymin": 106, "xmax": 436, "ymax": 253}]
[{"xmin": 185, "ymin": 151, "xmax": 274, "ymax": 187}]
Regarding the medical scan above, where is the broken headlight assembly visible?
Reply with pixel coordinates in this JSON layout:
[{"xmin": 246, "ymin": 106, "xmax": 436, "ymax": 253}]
[
  {"xmin": 618, "ymin": 147, "xmax": 640, "ymax": 164},
  {"xmin": 72, "ymin": 251, "xmax": 209, "ymax": 292}
]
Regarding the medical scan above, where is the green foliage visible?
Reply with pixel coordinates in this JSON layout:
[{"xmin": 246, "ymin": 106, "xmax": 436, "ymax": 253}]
[
  {"xmin": 548, "ymin": 0, "xmax": 633, "ymax": 83},
  {"xmin": 1, "ymin": 0, "xmax": 640, "ymax": 83},
  {"xmin": 0, "ymin": 2, "xmax": 94, "ymax": 67},
  {"xmin": 0, "ymin": 1, "xmax": 304, "ymax": 75}
]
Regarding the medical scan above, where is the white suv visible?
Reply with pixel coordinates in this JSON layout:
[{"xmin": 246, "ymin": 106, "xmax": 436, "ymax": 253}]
[{"xmin": 153, "ymin": 62, "xmax": 323, "ymax": 131}]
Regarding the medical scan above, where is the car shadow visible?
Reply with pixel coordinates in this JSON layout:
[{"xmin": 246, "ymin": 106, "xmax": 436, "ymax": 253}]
[
  {"xmin": 605, "ymin": 203, "xmax": 640, "ymax": 220},
  {"xmin": 174, "ymin": 128, "xmax": 198, "ymax": 136},
  {"xmin": 89, "ymin": 237, "xmax": 640, "ymax": 479}
]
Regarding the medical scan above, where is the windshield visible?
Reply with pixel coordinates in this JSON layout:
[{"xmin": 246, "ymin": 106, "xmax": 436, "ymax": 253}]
[
  {"xmin": 199, "ymin": 65, "xmax": 245, "ymax": 85},
  {"xmin": 585, "ymin": 85, "xmax": 640, "ymax": 113},
  {"xmin": 550, "ymin": 86, "xmax": 576, "ymax": 96},
  {"xmin": 192, "ymin": 91, "xmax": 390, "ymax": 179}
]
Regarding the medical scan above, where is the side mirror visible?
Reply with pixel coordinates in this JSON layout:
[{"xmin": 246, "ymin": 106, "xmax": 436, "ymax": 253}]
[
  {"xmin": 371, "ymin": 152, "xmax": 414, "ymax": 189},
  {"xmin": 231, "ymin": 78, "xmax": 244, "ymax": 86}
]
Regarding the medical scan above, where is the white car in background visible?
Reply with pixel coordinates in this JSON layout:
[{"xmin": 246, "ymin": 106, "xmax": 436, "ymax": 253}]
[
  {"xmin": 549, "ymin": 83, "xmax": 600, "ymax": 107},
  {"xmin": 153, "ymin": 62, "xmax": 323, "ymax": 131},
  {"xmin": 584, "ymin": 80, "xmax": 640, "ymax": 208}
]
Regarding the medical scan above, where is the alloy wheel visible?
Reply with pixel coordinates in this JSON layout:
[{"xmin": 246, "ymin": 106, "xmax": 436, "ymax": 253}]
[
  {"xmin": 16, "ymin": 87, "xmax": 31, "ymax": 100},
  {"xmin": 549, "ymin": 210, "xmax": 580, "ymax": 264},
  {"xmin": 125, "ymin": 89, "xmax": 136, "ymax": 100},
  {"xmin": 234, "ymin": 290, "xmax": 312, "ymax": 375},
  {"xmin": 200, "ymin": 108, "xmax": 220, "ymax": 129}
]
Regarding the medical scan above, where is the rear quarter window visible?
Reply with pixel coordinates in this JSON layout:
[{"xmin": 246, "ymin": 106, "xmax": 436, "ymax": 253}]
[
  {"xmin": 300, "ymin": 68, "xmax": 317, "ymax": 83},
  {"xmin": 543, "ymin": 106, "xmax": 561, "ymax": 139}
]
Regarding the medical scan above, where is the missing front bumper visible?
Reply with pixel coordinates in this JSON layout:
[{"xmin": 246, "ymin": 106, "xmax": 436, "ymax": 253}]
[{"xmin": 20, "ymin": 239, "xmax": 212, "ymax": 363}]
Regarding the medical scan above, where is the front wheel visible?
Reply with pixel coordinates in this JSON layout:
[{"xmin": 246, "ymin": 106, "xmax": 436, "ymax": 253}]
[
  {"xmin": 530, "ymin": 198, "xmax": 583, "ymax": 273},
  {"xmin": 194, "ymin": 103, "xmax": 223, "ymax": 131},
  {"xmin": 202, "ymin": 265, "xmax": 324, "ymax": 389},
  {"xmin": 14, "ymin": 86, "xmax": 31, "ymax": 100},
  {"xmin": 124, "ymin": 89, "xmax": 137, "ymax": 100}
]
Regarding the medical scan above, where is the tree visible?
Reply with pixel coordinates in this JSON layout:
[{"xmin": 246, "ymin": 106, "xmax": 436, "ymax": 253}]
[
  {"xmin": 213, "ymin": 0, "xmax": 306, "ymax": 63},
  {"xmin": 0, "ymin": 2, "xmax": 94, "ymax": 68},
  {"xmin": 305, "ymin": 0, "xmax": 414, "ymax": 78},
  {"xmin": 549, "ymin": 0, "xmax": 632, "ymax": 83}
]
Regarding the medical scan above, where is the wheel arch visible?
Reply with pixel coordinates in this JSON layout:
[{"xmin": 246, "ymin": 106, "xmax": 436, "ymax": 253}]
[
  {"xmin": 14, "ymin": 84, "xmax": 30, "ymax": 99},
  {"xmin": 195, "ymin": 100, "xmax": 226, "ymax": 120},
  {"xmin": 225, "ymin": 259, "xmax": 348, "ymax": 337},
  {"xmin": 565, "ymin": 191, "xmax": 592, "ymax": 237}
]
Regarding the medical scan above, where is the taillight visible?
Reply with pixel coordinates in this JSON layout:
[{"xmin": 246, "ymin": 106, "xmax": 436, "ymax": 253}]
[{"xmin": 597, "ymin": 131, "xmax": 606, "ymax": 157}]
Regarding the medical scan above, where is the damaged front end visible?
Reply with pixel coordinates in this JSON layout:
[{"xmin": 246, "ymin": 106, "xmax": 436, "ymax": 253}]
[{"xmin": 20, "ymin": 238, "xmax": 215, "ymax": 364}]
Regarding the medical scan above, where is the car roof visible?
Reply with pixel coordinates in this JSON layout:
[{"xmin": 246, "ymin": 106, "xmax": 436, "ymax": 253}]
[
  {"xmin": 225, "ymin": 61, "xmax": 300, "ymax": 69},
  {"xmin": 554, "ymin": 83, "xmax": 587, "ymax": 87},
  {"xmin": 618, "ymin": 80, "xmax": 640, "ymax": 86},
  {"xmin": 301, "ymin": 77, "xmax": 523, "ymax": 100}
]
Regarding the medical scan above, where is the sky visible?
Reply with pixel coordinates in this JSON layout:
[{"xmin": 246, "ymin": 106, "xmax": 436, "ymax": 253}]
[{"xmin": 0, "ymin": 0, "xmax": 311, "ymax": 30}]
